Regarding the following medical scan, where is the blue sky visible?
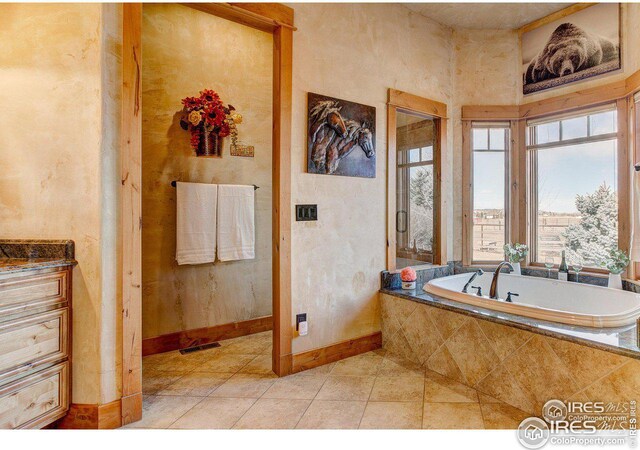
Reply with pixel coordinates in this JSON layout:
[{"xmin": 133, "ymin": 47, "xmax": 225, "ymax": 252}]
[{"xmin": 474, "ymin": 140, "xmax": 617, "ymax": 213}]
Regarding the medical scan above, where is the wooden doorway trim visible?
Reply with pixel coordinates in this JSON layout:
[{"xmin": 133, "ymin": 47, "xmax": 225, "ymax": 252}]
[
  {"xmin": 120, "ymin": 3, "xmax": 294, "ymax": 426},
  {"xmin": 386, "ymin": 89, "xmax": 448, "ymax": 271}
]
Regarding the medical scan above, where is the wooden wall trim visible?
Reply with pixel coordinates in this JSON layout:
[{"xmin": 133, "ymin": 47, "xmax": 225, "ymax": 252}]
[
  {"xmin": 462, "ymin": 105, "xmax": 520, "ymax": 121},
  {"xmin": 461, "ymin": 120, "xmax": 472, "ymax": 266},
  {"xmin": 291, "ymin": 332, "xmax": 382, "ymax": 373},
  {"xmin": 183, "ymin": 3, "xmax": 295, "ymax": 33},
  {"xmin": 56, "ymin": 399, "xmax": 122, "ymax": 429},
  {"xmin": 518, "ymin": 3, "xmax": 596, "ymax": 35},
  {"xmin": 272, "ymin": 24, "xmax": 293, "ymax": 377},
  {"xmin": 386, "ymin": 105, "xmax": 397, "ymax": 271},
  {"xmin": 388, "ymin": 88, "xmax": 448, "ymax": 119},
  {"xmin": 142, "ymin": 316, "xmax": 273, "ymax": 356},
  {"xmin": 121, "ymin": 3, "xmax": 142, "ymax": 427}
]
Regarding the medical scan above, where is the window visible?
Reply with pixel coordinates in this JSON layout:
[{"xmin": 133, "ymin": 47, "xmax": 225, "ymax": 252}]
[
  {"xmin": 470, "ymin": 123, "xmax": 510, "ymax": 262},
  {"xmin": 528, "ymin": 107, "xmax": 619, "ymax": 267},
  {"xmin": 395, "ymin": 112, "xmax": 437, "ymax": 267}
]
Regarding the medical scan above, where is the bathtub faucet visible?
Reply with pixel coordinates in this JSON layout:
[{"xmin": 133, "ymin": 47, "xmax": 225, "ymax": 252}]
[
  {"xmin": 462, "ymin": 269, "xmax": 484, "ymax": 293},
  {"xmin": 489, "ymin": 262, "xmax": 514, "ymax": 299}
]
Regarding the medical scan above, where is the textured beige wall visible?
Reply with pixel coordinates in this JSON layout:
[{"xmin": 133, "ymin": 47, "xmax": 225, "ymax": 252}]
[
  {"xmin": 0, "ymin": 3, "xmax": 121, "ymax": 404},
  {"xmin": 451, "ymin": 29, "xmax": 520, "ymax": 260},
  {"xmin": 141, "ymin": 4, "xmax": 273, "ymax": 339},
  {"xmin": 290, "ymin": 3, "xmax": 455, "ymax": 354}
]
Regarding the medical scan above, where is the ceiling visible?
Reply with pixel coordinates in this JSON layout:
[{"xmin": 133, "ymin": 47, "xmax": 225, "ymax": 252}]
[{"xmin": 404, "ymin": 3, "xmax": 570, "ymax": 30}]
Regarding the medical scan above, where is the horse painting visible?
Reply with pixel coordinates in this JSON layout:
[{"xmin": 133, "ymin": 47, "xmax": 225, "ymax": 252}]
[{"xmin": 307, "ymin": 93, "xmax": 376, "ymax": 178}]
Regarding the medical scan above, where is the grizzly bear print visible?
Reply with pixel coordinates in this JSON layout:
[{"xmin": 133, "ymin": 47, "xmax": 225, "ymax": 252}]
[{"xmin": 525, "ymin": 23, "xmax": 618, "ymax": 84}]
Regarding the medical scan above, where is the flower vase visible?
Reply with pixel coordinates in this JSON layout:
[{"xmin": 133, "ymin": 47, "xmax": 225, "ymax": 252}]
[
  {"xmin": 402, "ymin": 280, "xmax": 416, "ymax": 290},
  {"xmin": 608, "ymin": 273, "xmax": 623, "ymax": 290},
  {"xmin": 196, "ymin": 131, "xmax": 222, "ymax": 157},
  {"xmin": 512, "ymin": 262, "xmax": 521, "ymax": 275}
]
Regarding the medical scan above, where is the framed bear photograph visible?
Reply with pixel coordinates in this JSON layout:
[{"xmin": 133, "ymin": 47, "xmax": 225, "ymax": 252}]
[{"xmin": 521, "ymin": 3, "xmax": 621, "ymax": 95}]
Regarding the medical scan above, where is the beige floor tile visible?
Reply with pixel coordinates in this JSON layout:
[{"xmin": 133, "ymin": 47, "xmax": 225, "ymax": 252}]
[
  {"xmin": 262, "ymin": 375, "xmax": 327, "ymax": 399},
  {"xmin": 220, "ymin": 334, "xmax": 271, "ymax": 355},
  {"xmin": 369, "ymin": 376, "xmax": 424, "ymax": 402},
  {"xmin": 169, "ymin": 397, "xmax": 256, "ymax": 429},
  {"xmin": 124, "ymin": 395, "xmax": 202, "ymax": 429},
  {"xmin": 331, "ymin": 354, "xmax": 384, "ymax": 376},
  {"xmin": 360, "ymin": 402, "xmax": 422, "ymax": 429},
  {"xmin": 423, "ymin": 403, "xmax": 484, "ymax": 429},
  {"xmin": 209, "ymin": 373, "xmax": 276, "ymax": 398},
  {"xmin": 199, "ymin": 353, "xmax": 256, "ymax": 373},
  {"xmin": 233, "ymin": 398, "xmax": 311, "ymax": 429},
  {"xmin": 156, "ymin": 372, "xmax": 232, "ymax": 397},
  {"xmin": 481, "ymin": 402, "xmax": 530, "ymax": 429},
  {"xmin": 293, "ymin": 362, "xmax": 336, "ymax": 377},
  {"xmin": 424, "ymin": 370, "xmax": 479, "ymax": 403},
  {"xmin": 296, "ymin": 400, "xmax": 366, "ymax": 429},
  {"xmin": 316, "ymin": 376, "xmax": 375, "ymax": 401},
  {"xmin": 142, "ymin": 370, "xmax": 183, "ymax": 395},
  {"xmin": 239, "ymin": 355, "xmax": 275, "ymax": 375},
  {"xmin": 142, "ymin": 351, "xmax": 198, "ymax": 373},
  {"xmin": 377, "ymin": 355, "xmax": 425, "ymax": 377}
]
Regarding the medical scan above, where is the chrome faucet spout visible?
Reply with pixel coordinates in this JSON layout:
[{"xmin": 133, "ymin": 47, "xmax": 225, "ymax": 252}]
[
  {"xmin": 462, "ymin": 269, "xmax": 484, "ymax": 293},
  {"xmin": 489, "ymin": 262, "xmax": 514, "ymax": 299}
]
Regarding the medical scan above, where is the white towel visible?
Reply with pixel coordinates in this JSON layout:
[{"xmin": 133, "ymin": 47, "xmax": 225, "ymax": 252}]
[
  {"xmin": 175, "ymin": 182, "xmax": 218, "ymax": 265},
  {"xmin": 216, "ymin": 184, "xmax": 255, "ymax": 261}
]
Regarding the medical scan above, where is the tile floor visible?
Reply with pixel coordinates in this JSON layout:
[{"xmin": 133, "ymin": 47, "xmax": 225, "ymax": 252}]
[{"xmin": 127, "ymin": 331, "xmax": 530, "ymax": 429}]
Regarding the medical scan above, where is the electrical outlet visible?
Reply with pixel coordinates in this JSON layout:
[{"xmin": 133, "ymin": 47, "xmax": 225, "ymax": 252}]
[
  {"xmin": 296, "ymin": 313, "xmax": 308, "ymax": 336},
  {"xmin": 296, "ymin": 313, "xmax": 307, "ymax": 330}
]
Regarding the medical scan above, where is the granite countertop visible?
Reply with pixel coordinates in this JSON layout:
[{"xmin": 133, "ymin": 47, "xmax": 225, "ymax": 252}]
[
  {"xmin": 0, "ymin": 258, "xmax": 77, "ymax": 274},
  {"xmin": 381, "ymin": 287, "xmax": 640, "ymax": 360},
  {"xmin": 0, "ymin": 239, "xmax": 76, "ymax": 274}
]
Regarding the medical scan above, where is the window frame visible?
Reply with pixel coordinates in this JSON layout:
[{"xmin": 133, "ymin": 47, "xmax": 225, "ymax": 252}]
[
  {"xmin": 464, "ymin": 121, "xmax": 512, "ymax": 265},
  {"xmin": 526, "ymin": 104, "xmax": 624, "ymax": 272},
  {"xmin": 396, "ymin": 141, "xmax": 435, "ymax": 255},
  {"xmin": 386, "ymin": 89, "xmax": 447, "ymax": 270}
]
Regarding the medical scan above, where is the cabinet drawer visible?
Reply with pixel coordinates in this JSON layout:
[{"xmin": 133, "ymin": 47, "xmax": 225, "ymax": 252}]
[
  {"xmin": 0, "ymin": 271, "xmax": 68, "ymax": 316},
  {"xmin": 0, "ymin": 309, "xmax": 68, "ymax": 383},
  {"xmin": 0, "ymin": 362, "xmax": 69, "ymax": 429}
]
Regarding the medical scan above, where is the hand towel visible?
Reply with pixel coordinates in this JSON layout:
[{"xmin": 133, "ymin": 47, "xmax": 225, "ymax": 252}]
[
  {"xmin": 216, "ymin": 184, "xmax": 255, "ymax": 261},
  {"xmin": 175, "ymin": 182, "xmax": 218, "ymax": 265}
]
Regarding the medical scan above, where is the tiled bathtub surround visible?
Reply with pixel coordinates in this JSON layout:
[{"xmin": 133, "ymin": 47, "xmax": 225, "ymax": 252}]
[{"xmin": 380, "ymin": 292, "xmax": 640, "ymax": 416}]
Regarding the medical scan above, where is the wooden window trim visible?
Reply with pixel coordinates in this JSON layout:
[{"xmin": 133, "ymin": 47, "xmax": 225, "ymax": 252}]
[
  {"xmin": 121, "ymin": 3, "xmax": 295, "ymax": 426},
  {"xmin": 462, "ymin": 122, "xmax": 512, "ymax": 266},
  {"xmin": 387, "ymin": 89, "xmax": 447, "ymax": 270},
  {"xmin": 462, "ymin": 69, "xmax": 640, "ymax": 275}
]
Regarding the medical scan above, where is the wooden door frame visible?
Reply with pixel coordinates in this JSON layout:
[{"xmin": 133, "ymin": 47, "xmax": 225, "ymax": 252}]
[
  {"xmin": 386, "ymin": 88, "xmax": 448, "ymax": 270},
  {"xmin": 120, "ymin": 3, "xmax": 294, "ymax": 425}
]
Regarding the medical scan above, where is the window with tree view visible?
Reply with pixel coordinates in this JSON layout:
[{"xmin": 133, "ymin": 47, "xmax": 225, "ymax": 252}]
[
  {"xmin": 528, "ymin": 107, "xmax": 618, "ymax": 268},
  {"xmin": 471, "ymin": 124, "xmax": 509, "ymax": 262},
  {"xmin": 396, "ymin": 112, "xmax": 436, "ymax": 267}
]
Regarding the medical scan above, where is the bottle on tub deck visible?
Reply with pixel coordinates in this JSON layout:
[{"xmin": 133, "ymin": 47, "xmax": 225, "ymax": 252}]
[{"xmin": 558, "ymin": 250, "xmax": 569, "ymax": 281}]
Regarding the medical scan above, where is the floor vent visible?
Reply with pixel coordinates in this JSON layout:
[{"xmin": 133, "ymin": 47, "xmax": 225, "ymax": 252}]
[{"xmin": 179, "ymin": 342, "xmax": 221, "ymax": 354}]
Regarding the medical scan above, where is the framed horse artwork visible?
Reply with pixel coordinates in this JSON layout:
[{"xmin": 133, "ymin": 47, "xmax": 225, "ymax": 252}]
[{"xmin": 307, "ymin": 92, "xmax": 376, "ymax": 178}]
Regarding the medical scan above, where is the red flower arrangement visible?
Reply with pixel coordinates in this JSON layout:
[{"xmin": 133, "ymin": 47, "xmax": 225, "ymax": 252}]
[{"xmin": 180, "ymin": 89, "xmax": 236, "ymax": 152}]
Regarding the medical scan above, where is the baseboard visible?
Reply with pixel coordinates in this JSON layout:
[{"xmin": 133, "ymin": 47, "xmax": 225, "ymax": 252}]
[
  {"xmin": 55, "ymin": 399, "xmax": 122, "ymax": 429},
  {"xmin": 142, "ymin": 315, "xmax": 273, "ymax": 356},
  {"xmin": 121, "ymin": 392, "xmax": 143, "ymax": 426},
  {"xmin": 292, "ymin": 331, "xmax": 382, "ymax": 373}
]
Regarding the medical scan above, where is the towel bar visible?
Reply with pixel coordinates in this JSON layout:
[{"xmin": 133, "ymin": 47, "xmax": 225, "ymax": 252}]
[{"xmin": 170, "ymin": 180, "xmax": 258, "ymax": 190}]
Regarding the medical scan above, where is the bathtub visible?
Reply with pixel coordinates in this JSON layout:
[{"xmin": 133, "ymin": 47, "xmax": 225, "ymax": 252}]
[{"xmin": 423, "ymin": 272, "xmax": 640, "ymax": 328}]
